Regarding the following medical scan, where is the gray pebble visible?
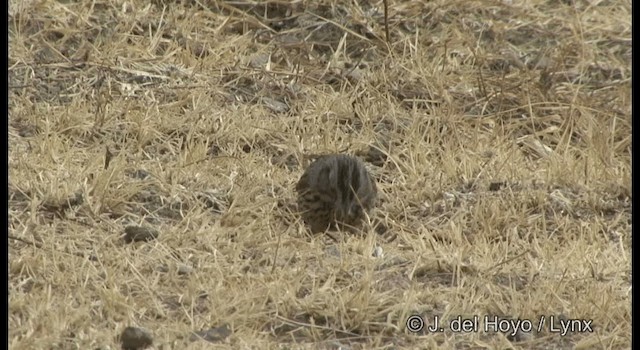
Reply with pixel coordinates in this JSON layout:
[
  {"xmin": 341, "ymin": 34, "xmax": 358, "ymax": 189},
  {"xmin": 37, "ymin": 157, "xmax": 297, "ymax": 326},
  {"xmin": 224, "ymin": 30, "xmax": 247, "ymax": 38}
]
[
  {"xmin": 177, "ymin": 264, "xmax": 193, "ymax": 276},
  {"xmin": 189, "ymin": 325, "xmax": 231, "ymax": 343},
  {"xmin": 120, "ymin": 326, "xmax": 153, "ymax": 350},
  {"xmin": 123, "ymin": 226, "xmax": 159, "ymax": 243}
]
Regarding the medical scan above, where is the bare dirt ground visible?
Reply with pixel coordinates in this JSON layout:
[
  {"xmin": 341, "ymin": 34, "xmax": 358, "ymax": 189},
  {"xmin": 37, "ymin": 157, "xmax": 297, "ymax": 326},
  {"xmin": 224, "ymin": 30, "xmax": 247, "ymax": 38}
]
[{"xmin": 8, "ymin": 0, "xmax": 631, "ymax": 349}]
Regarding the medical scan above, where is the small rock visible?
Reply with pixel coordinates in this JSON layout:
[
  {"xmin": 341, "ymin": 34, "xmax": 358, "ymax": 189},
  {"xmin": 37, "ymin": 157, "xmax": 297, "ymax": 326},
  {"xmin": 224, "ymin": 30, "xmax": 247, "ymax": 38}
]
[
  {"xmin": 189, "ymin": 325, "xmax": 232, "ymax": 343},
  {"xmin": 365, "ymin": 145, "xmax": 388, "ymax": 167},
  {"xmin": 156, "ymin": 265, "xmax": 170, "ymax": 273},
  {"xmin": 489, "ymin": 182, "xmax": 506, "ymax": 191},
  {"xmin": 42, "ymin": 191, "xmax": 84, "ymax": 213},
  {"xmin": 127, "ymin": 169, "xmax": 151, "ymax": 180},
  {"xmin": 120, "ymin": 326, "xmax": 153, "ymax": 350},
  {"xmin": 270, "ymin": 153, "xmax": 299, "ymax": 171},
  {"xmin": 261, "ymin": 97, "xmax": 289, "ymax": 114},
  {"xmin": 123, "ymin": 226, "xmax": 159, "ymax": 243},
  {"xmin": 372, "ymin": 245, "xmax": 384, "ymax": 258},
  {"xmin": 196, "ymin": 190, "xmax": 227, "ymax": 214},
  {"xmin": 177, "ymin": 264, "xmax": 193, "ymax": 276},
  {"xmin": 248, "ymin": 53, "xmax": 270, "ymax": 68}
]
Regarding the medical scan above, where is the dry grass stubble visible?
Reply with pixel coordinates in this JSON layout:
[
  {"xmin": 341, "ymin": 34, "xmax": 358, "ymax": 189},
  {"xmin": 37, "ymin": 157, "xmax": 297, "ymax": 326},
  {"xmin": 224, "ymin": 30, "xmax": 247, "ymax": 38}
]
[{"xmin": 9, "ymin": 0, "xmax": 630, "ymax": 349}]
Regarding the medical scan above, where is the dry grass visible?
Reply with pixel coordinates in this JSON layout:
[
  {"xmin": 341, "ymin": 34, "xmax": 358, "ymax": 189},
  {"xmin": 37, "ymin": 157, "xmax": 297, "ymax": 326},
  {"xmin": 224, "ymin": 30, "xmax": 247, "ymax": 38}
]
[{"xmin": 8, "ymin": 0, "xmax": 631, "ymax": 349}]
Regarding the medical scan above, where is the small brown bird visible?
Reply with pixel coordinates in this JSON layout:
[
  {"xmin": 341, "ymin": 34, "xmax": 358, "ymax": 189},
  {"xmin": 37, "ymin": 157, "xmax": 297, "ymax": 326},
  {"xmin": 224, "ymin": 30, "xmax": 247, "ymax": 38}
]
[{"xmin": 295, "ymin": 154, "xmax": 377, "ymax": 233}]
